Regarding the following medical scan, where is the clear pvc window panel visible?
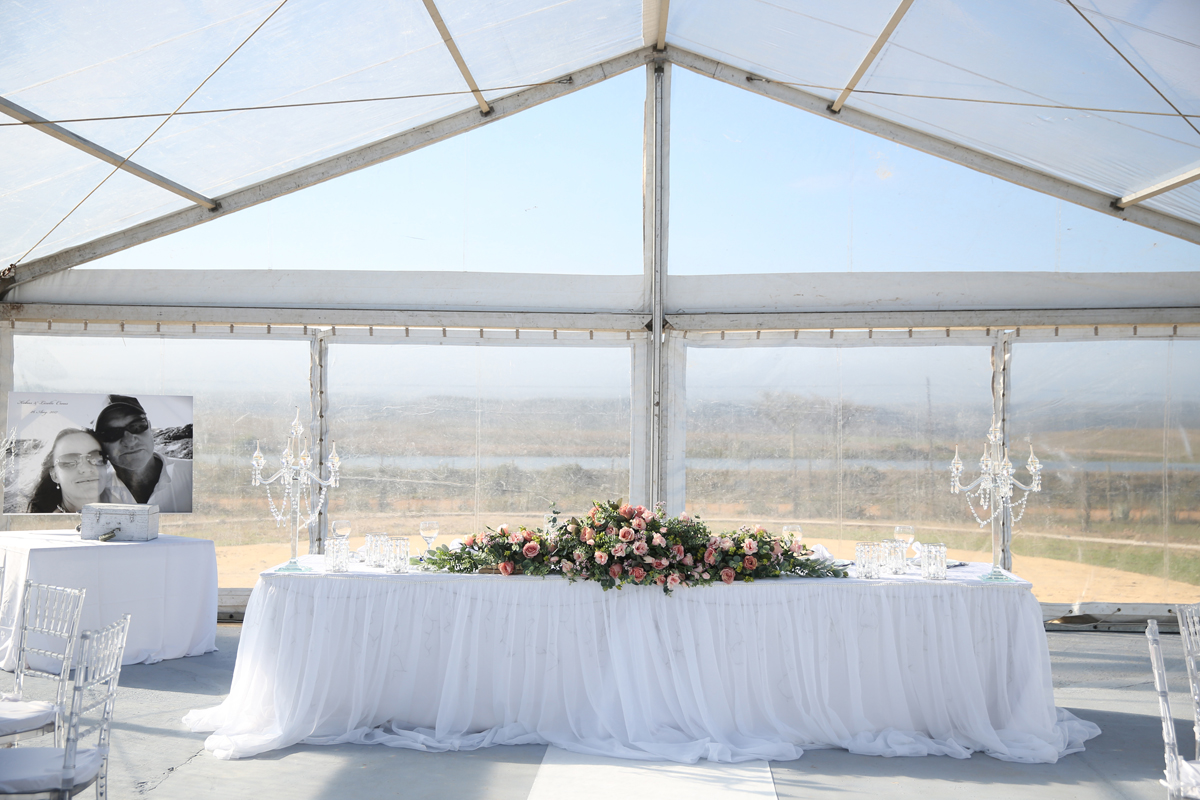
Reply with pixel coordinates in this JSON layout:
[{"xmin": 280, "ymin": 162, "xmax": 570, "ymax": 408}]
[
  {"xmin": 324, "ymin": 343, "xmax": 631, "ymax": 553},
  {"xmin": 10, "ymin": 334, "xmax": 311, "ymax": 588},
  {"xmin": 669, "ymin": 68, "xmax": 1200, "ymax": 274},
  {"xmin": 684, "ymin": 345, "xmax": 994, "ymax": 562},
  {"xmin": 1009, "ymin": 340, "xmax": 1200, "ymax": 605},
  {"xmin": 79, "ymin": 69, "xmax": 646, "ymax": 274}
]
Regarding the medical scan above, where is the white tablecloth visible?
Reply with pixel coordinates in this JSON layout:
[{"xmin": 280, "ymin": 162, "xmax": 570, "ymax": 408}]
[
  {"xmin": 0, "ymin": 530, "xmax": 217, "ymax": 669},
  {"xmin": 184, "ymin": 558, "xmax": 1099, "ymax": 763}
]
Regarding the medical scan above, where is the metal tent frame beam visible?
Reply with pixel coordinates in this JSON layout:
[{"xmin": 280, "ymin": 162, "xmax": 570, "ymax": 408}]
[
  {"xmin": 420, "ymin": 0, "xmax": 491, "ymax": 115},
  {"xmin": 0, "ymin": 46, "xmax": 656, "ymax": 298},
  {"xmin": 1117, "ymin": 164, "xmax": 1200, "ymax": 209},
  {"xmin": 0, "ymin": 96, "xmax": 217, "ymax": 210},
  {"xmin": 666, "ymin": 47, "xmax": 1200, "ymax": 247},
  {"xmin": 830, "ymin": 0, "xmax": 915, "ymax": 114}
]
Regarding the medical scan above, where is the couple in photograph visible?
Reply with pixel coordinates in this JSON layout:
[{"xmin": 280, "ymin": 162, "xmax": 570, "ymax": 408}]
[{"xmin": 27, "ymin": 394, "xmax": 193, "ymax": 513}]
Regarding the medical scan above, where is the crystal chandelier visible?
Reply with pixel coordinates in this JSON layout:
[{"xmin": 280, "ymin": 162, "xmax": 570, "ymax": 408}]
[
  {"xmin": 251, "ymin": 409, "xmax": 340, "ymax": 573},
  {"xmin": 950, "ymin": 416, "xmax": 1042, "ymax": 582}
]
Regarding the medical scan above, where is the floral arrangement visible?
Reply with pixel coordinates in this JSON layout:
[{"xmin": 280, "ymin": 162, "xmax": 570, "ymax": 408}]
[{"xmin": 423, "ymin": 500, "xmax": 847, "ymax": 593}]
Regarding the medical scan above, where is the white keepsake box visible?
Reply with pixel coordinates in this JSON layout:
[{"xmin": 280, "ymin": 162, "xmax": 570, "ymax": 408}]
[{"xmin": 80, "ymin": 503, "xmax": 160, "ymax": 541}]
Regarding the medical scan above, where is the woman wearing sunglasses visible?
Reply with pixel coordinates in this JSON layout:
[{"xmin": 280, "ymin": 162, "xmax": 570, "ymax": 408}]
[{"xmin": 26, "ymin": 427, "xmax": 108, "ymax": 513}]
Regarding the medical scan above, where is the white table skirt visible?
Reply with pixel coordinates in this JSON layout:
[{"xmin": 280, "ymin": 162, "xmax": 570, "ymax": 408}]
[
  {"xmin": 1, "ymin": 530, "xmax": 217, "ymax": 669},
  {"xmin": 184, "ymin": 557, "xmax": 1099, "ymax": 763}
]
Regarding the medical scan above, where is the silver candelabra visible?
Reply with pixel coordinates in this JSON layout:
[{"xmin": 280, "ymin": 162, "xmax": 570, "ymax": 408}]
[
  {"xmin": 950, "ymin": 417, "xmax": 1042, "ymax": 582},
  {"xmin": 251, "ymin": 409, "xmax": 340, "ymax": 573}
]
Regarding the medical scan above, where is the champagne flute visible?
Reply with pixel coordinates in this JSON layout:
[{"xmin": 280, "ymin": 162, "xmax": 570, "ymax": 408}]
[
  {"xmin": 419, "ymin": 520, "xmax": 439, "ymax": 555},
  {"xmin": 894, "ymin": 525, "xmax": 915, "ymax": 558}
]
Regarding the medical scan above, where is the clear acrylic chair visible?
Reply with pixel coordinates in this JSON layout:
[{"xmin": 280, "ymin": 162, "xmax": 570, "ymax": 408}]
[
  {"xmin": 0, "ymin": 614, "xmax": 130, "ymax": 799},
  {"xmin": 1148, "ymin": 619, "xmax": 1200, "ymax": 799},
  {"xmin": 0, "ymin": 582, "xmax": 87, "ymax": 746},
  {"xmin": 1178, "ymin": 604, "xmax": 1200, "ymax": 761}
]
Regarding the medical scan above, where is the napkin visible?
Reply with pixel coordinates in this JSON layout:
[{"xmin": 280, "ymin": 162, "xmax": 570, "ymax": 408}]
[{"xmin": 810, "ymin": 543, "xmax": 834, "ymax": 562}]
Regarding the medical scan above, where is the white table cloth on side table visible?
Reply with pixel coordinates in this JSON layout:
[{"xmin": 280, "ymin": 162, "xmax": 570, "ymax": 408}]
[
  {"xmin": 0, "ymin": 530, "xmax": 217, "ymax": 669},
  {"xmin": 185, "ymin": 558, "xmax": 1099, "ymax": 763}
]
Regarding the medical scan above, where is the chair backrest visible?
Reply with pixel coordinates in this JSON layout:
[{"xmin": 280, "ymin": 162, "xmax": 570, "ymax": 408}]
[
  {"xmin": 14, "ymin": 581, "xmax": 87, "ymax": 714},
  {"xmin": 1179, "ymin": 603, "xmax": 1200, "ymax": 761},
  {"xmin": 1148, "ymin": 619, "xmax": 1183, "ymax": 793},
  {"xmin": 59, "ymin": 615, "xmax": 130, "ymax": 795}
]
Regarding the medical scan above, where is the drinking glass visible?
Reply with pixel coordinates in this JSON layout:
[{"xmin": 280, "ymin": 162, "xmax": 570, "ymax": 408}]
[
  {"xmin": 922, "ymin": 543, "xmax": 947, "ymax": 580},
  {"xmin": 323, "ymin": 537, "xmax": 349, "ymax": 573},
  {"xmin": 882, "ymin": 540, "xmax": 906, "ymax": 574},
  {"xmin": 894, "ymin": 526, "xmax": 915, "ymax": 558},
  {"xmin": 386, "ymin": 537, "xmax": 410, "ymax": 574},
  {"xmin": 419, "ymin": 521, "xmax": 439, "ymax": 555},
  {"xmin": 366, "ymin": 533, "xmax": 388, "ymax": 568},
  {"xmin": 332, "ymin": 520, "xmax": 351, "ymax": 538},
  {"xmin": 854, "ymin": 542, "xmax": 881, "ymax": 579},
  {"xmin": 782, "ymin": 525, "xmax": 802, "ymax": 546}
]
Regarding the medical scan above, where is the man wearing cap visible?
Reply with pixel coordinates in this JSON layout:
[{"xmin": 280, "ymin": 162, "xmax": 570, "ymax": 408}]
[{"xmin": 94, "ymin": 395, "xmax": 193, "ymax": 513}]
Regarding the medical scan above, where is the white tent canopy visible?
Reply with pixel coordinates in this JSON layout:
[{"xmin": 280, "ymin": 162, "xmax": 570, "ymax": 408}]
[{"xmin": 3, "ymin": 0, "xmax": 1199, "ymax": 294}]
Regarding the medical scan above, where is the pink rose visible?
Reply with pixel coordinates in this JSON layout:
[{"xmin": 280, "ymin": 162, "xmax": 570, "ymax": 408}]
[
  {"xmin": 652, "ymin": 558, "xmax": 669, "ymax": 570},
  {"xmin": 789, "ymin": 539, "xmax": 804, "ymax": 555},
  {"xmin": 612, "ymin": 543, "xmax": 627, "ymax": 557},
  {"xmin": 594, "ymin": 550, "xmax": 609, "ymax": 565},
  {"xmin": 679, "ymin": 512, "xmax": 691, "ymax": 522},
  {"xmin": 704, "ymin": 548, "xmax": 716, "ymax": 565},
  {"xmin": 633, "ymin": 541, "xmax": 649, "ymax": 556},
  {"xmin": 523, "ymin": 541, "xmax": 540, "ymax": 558},
  {"xmin": 683, "ymin": 554, "xmax": 694, "ymax": 566},
  {"xmin": 619, "ymin": 528, "xmax": 635, "ymax": 542},
  {"xmin": 635, "ymin": 505, "xmax": 647, "ymax": 516},
  {"xmin": 632, "ymin": 517, "xmax": 646, "ymax": 531},
  {"xmin": 654, "ymin": 575, "xmax": 666, "ymax": 586},
  {"xmin": 508, "ymin": 531, "xmax": 523, "ymax": 544},
  {"xmin": 702, "ymin": 572, "xmax": 710, "ymax": 580},
  {"xmin": 619, "ymin": 504, "xmax": 635, "ymax": 519},
  {"xmin": 744, "ymin": 538, "xmax": 758, "ymax": 555},
  {"xmin": 550, "ymin": 556, "xmax": 559, "ymax": 563},
  {"xmin": 720, "ymin": 568, "xmax": 736, "ymax": 584},
  {"xmin": 753, "ymin": 524, "xmax": 767, "ymax": 535},
  {"xmin": 772, "ymin": 542, "xmax": 783, "ymax": 557},
  {"xmin": 671, "ymin": 544, "xmax": 685, "ymax": 560},
  {"xmin": 631, "ymin": 566, "xmax": 647, "ymax": 582},
  {"xmin": 498, "ymin": 561, "xmax": 515, "ymax": 576},
  {"xmin": 659, "ymin": 526, "xmax": 668, "ymax": 533},
  {"xmin": 588, "ymin": 507, "xmax": 598, "ymax": 521},
  {"xmin": 498, "ymin": 523, "xmax": 509, "ymax": 534},
  {"xmin": 719, "ymin": 537, "xmax": 734, "ymax": 551},
  {"xmin": 652, "ymin": 532, "xmax": 666, "ymax": 547},
  {"xmin": 606, "ymin": 526, "xmax": 616, "ymax": 536},
  {"xmin": 463, "ymin": 534, "xmax": 476, "ymax": 547},
  {"xmin": 567, "ymin": 524, "xmax": 578, "ymax": 533},
  {"xmin": 562, "ymin": 561, "xmax": 573, "ymax": 572},
  {"xmin": 609, "ymin": 563, "xmax": 623, "ymax": 579},
  {"xmin": 581, "ymin": 527, "xmax": 594, "ymax": 542},
  {"xmin": 743, "ymin": 555, "xmax": 758, "ymax": 571},
  {"xmin": 574, "ymin": 551, "xmax": 586, "ymax": 563},
  {"xmin": 524, "ymin": 530, "xmax": 533, "ymax": 542},
  {"xmin": 667, "ymin": 574, "xmax": 682, "ymax": 588}
]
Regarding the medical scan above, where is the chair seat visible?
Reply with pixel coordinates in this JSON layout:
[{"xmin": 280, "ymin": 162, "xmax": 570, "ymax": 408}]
[
  {"xmin": 1177, "ymin": 759, "xmax": 1200, "ymax": 798},
  {"xmin": 0, "ymin": 700, "xmax": 55, "ymax": 737},
  {"xmin": 0, "ymin": 747, "xmax": 102, "ymax": 793}
]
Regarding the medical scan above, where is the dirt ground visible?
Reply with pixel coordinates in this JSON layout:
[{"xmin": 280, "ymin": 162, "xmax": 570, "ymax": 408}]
[{"xmin": 215, "ymin": 535, "xmax": 1200, "ymax": 604}]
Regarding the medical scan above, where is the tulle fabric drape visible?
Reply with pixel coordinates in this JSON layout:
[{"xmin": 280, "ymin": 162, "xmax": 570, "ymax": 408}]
[{"xmin": 184, "ymin": 562, "xmax": 1099, "ymax": 763}]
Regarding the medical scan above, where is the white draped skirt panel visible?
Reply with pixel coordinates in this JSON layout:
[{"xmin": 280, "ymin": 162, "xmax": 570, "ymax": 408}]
[{"xmin": 184, "ymin": 563, "xmax": 1099, "ymax": 763}]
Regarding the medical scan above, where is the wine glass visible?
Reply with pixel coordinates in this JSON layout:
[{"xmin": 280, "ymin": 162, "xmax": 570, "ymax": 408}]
[
  {"xmin": 894, "ymin": 525, "xmax": 915, "ymax": 558},
  {"xmin": 419, "ymin": 520, "xmax": 439, "ymax": 555},
  {"xmin": 782, "ymin": 525, "xmax": 802, "ymax": 545}
]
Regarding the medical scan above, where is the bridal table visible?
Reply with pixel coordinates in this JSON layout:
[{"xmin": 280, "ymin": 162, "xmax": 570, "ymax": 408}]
[
  {"xmin": 184, "ymin": 556, "xmax": 1099, "ymax": 763},
  {"xmin": 0, "ymin": 529, "xmax": 217, "ymax": 669}
]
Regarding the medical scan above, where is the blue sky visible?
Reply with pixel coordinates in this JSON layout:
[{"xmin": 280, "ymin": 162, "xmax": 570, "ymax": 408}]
[{"xmin": 79, "ymin": 64, "xmax": 1200, "ymax": 274}]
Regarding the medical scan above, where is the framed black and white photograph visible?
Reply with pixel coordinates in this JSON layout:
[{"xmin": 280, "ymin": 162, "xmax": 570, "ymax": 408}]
[{"xmin": 4, "ymin": 392, "xmax": 193, "ymax": 514}]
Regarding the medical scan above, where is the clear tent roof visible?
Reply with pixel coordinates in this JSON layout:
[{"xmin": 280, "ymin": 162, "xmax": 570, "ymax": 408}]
[{"xmin": 2, "ymin": 0, "xmax": 1199, "ymax": 273}]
